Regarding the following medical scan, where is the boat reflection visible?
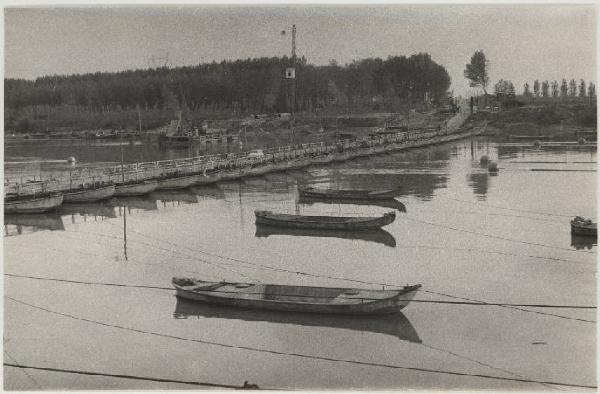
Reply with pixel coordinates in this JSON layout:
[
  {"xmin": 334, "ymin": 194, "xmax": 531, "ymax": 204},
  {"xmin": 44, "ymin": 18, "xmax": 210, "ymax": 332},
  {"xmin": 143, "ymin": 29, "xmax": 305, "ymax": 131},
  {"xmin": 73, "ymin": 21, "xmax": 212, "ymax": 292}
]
[
  {"xmin": 571, "ymin": 234, "xmax": 596, "ymax": 250},
  {"xmin": 306, "ymin": 173, "xmax": 447, "ymax": 202},
  {"xmin": 57, "ymin": 202, "xmax": 117, "ymax": 219},
  {"xmin": 468, "ymin": 172, "xmax": 489, "ymax": 200},
  {"xmin": 255, "ymin": 225, "xmax": 397, "ymax": 248},
  {"xmin": 109, "ymin": 196, "xmax": 158, "ymax": 211},
  {"xmin": 298, "ymin": 195, "xmax": 406, "ymax": 212},
  {"xmin": 190, "ymin": 184, "xmax": 226, "ymax": 200},
  {"xmin": 4, "ymin": 212, "xmax": 65, "ymax": 235},
  {"xmin": 150, "ymin": 189, "xmax": 199, "ymax": 204},
  {"xmin": 173, "ymin": 298, "xmax": 421, "ymax": 343}
]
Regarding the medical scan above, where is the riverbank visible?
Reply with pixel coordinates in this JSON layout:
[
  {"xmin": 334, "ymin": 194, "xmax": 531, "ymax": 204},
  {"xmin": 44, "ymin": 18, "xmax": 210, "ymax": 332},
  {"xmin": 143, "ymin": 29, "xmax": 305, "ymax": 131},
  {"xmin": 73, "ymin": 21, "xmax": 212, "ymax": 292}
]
[{"xmin": 474, "ymin": 103, "xmax": 597, "ymax": 141}]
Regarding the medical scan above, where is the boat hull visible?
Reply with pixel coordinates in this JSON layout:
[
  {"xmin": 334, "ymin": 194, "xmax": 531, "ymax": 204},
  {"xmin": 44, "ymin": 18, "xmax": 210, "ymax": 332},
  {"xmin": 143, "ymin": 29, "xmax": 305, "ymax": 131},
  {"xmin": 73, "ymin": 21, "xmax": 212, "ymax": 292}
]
[
  {"xmin": 173, "ymin": 279, "xmax": 421, "ymax": 315},
  {"xmin": 255, "ymin": 210, "xmax": 396, "ymax": 230},
  {"xmin": 114, "ymin": 180, "xmax": 158, "ymax": 196},
  {"xmin": 4, "ymin": 193, "xmax": 64, "ymax": 214},
  {"xmin": 157, "ymin": 174, "xmax": 198, "ymax": 190},
  {"xmin": 63, "ymin": 184, "xmax": 116, "ymax": 203},
  {"xmin": 299, "ymin": 187, "xmax": 397, "ymax": 200}
]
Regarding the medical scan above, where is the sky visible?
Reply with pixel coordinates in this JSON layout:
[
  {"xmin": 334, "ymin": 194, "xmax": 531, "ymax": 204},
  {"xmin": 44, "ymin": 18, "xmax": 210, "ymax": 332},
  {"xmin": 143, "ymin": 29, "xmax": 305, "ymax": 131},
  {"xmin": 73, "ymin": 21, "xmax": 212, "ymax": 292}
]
[{"xmin": 3, "ymin": 4, "xmax": 597, "ymax": 95}]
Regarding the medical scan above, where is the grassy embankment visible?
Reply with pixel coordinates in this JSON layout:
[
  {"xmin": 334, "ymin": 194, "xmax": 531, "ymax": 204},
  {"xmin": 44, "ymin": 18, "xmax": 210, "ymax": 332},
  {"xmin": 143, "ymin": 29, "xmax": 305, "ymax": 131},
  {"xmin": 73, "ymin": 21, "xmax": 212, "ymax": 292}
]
[{"xmin": 472, "ymin": 102, "xmax": 597, "ymax": 141}]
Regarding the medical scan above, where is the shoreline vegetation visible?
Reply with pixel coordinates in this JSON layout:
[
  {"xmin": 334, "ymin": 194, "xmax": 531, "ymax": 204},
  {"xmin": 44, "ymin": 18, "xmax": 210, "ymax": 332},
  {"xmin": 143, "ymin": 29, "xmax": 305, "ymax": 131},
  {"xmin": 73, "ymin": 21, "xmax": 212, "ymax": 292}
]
[
  {"xmin": 4, "ymin": 54, "xmax": 596, "ymax": 144},
  {"xmin": 5, "ymin": 54, "xmax": 451, "ymax": 135}
]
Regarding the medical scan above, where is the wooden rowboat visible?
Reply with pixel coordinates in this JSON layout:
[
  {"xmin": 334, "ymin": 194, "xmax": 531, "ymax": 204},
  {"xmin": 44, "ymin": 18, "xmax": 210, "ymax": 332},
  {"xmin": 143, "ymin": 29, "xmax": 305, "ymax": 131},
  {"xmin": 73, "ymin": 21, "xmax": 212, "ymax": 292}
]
[
  {"xmin": 63, "ymin": 184, "xmax": 116, "ymax": 203},
  {"xmin": 255, "ymin": 210, "xmax": 396, "ymax": 230},
  {"xmin": 172, "ymin": 277, "xmax": 421, "ymax": 315},
  {"xmin": 570, "ymin": 216, "xmax": 597, "ymax": 237},
  {"xmin": 299, "ymin": 186, "xmax": 399, "ymax": 201},
  {"xmin": 4, "ymin": 192, "xmax": 64, "ymax": 214},
  {"xmin": 114, "ymin": 180, "xmax": 158, "ymax": 197},
  {"xmin": 298, "ymin": 195, "xmax": 406, "ymax": 212},
  {"xmin": 156, "ymin": 174, "xmax": 198, "ymax": 190}
]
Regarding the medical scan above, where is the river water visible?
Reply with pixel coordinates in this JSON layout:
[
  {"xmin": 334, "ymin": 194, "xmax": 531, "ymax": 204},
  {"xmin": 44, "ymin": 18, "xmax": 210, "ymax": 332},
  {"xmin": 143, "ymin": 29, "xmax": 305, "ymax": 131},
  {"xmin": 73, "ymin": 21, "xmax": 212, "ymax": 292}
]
[{"xmin": 4, "ymin": 137, "xmax": 596, "ymax": 390}]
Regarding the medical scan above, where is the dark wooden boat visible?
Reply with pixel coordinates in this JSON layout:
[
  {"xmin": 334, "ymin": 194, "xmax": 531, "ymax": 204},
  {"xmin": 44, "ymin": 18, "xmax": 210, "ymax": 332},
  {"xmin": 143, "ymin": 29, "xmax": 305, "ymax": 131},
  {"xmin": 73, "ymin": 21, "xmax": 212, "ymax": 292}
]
[
  {"xmin": 63, "ymin": 184, "xmax": 115, "ymax": 203},
  {"xmin": 570, "ymin": 216, "xmax": 597, "ymax": 237},
  {"xmin": 255, "ymin": 225, "xmax": 397, "ymax": 248},
  {"xmin": 299, "ymin": 186, "xmax": 398, "ymax": 200},
  {"xmin": 173, "ymin": 298, "xmax": 421, "ymax": 342},
  {"xmin": 4, "ymin": 192, "xmax": 64, "ymax": 214},
  {"xmin": 172, "ymin": 277, "xmax": 421, "ymax": 315},
  {"xmin": 298, "ymin": 195, "xmax": 406, "ymax": 212},
  {"xmin": 255, "ymin": 210, "xmax": 396, "ymax": 230}
]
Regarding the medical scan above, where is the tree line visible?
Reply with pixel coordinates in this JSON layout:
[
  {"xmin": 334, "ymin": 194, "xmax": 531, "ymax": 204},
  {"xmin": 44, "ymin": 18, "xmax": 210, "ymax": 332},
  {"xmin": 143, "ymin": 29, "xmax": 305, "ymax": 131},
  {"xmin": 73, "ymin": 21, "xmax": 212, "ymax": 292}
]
[
  {"xmin": 522, "ymin": 79, "xmax": 595, "ymax": 100},
  {"xmin": 5, "ymin": 53, "xmax": 451, "ymax": 121}
]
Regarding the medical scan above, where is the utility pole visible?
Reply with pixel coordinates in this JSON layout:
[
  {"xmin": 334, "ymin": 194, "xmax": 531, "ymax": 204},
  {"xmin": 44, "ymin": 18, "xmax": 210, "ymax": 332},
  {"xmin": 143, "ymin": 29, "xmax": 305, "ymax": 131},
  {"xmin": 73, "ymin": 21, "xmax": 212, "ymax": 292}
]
[
  {"xmin": 284, "ymin": 24, "xmax": 297, "ymax": 143},
  {"xmin": 291, "ymin": 24, "xmax": 296, "ymax": 61}
]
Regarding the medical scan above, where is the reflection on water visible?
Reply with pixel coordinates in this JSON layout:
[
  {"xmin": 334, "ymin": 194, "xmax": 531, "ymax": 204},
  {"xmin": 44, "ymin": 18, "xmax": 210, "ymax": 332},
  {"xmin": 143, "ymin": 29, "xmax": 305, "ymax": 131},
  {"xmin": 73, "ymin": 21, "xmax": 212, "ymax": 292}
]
[
  {"xmin": 4, "ymin": 213, "xmax": 65, "ymax": 236},
  {"xmin": 497, "ymin": 143, "xmax": 597, "ymax": 160},
  {"xmin": 468, "ymin": 173, "xmax": 489, "ymax": 200},
  {"xmin": 58, "ymin": 202, "xmax": 117, "ymax": 219},
  {"xmin": 255, "ymin": 225, "xmax": 397, "ymax": 248},
  {"xmin": 173, "ymin": 298, "xmax": 421, "ymax": 343},
  {"xmin": 307, "ymin": 172, "xmax": 448, "ymax": 202},
  {"xmin": 109, "ymin": 196, "xmax": 158, "ymax": 211},
  {"xmin": 151, "ymin": 189, "xmax": 199, "ymax": 204},
  {"xmin": 571, "ymin": 234, "xmax": 597, "ymax": 250},
  {"xmin": 190, "ymin": 185, "xmax": 226, "ymax": 200}
]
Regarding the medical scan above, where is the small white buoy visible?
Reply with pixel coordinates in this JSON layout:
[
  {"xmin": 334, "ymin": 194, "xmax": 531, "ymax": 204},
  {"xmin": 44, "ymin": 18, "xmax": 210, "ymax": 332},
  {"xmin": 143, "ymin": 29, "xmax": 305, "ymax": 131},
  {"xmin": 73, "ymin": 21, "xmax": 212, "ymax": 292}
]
[
  {"xmin": 479, "ymin": 155, "xmax": 489, "ymax": 165},
  {"xmin": 67, "ymin": 156, "xmax": 77, "ymax": 164}
]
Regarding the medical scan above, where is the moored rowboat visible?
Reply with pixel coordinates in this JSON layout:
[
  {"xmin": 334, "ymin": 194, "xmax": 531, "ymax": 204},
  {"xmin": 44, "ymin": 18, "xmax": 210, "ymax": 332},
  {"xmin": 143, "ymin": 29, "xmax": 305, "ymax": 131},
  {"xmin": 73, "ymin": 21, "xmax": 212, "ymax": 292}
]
[
  {"xmin": 4, "ymin": 192, "xmax": 64, "ymax": 214},
  {"xmin": 299, "ymin": 186, "xmax": 398, "ymax": 200},
  {"xmin": 172, "ymin": 277, "xmax": 421, "ymax": 315},
  {"xmin": 114, "ymin": 180, "xmax": 158, "ymax": 196},
  {"xmin": 255, "ymin": 210, "xmax": 396, "ymax": 230},
  {"xmin": 156, "ymin": 174, "xmax": 198, "ymax": 190},
  {"xmin": 570, "ymin": 216, "xmax": 597, "ymax": 237},
  {"xmin": 63, "ymin": 184, "xmax": 116, "ymax": 203}
]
